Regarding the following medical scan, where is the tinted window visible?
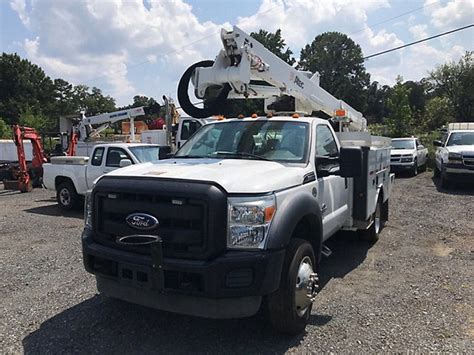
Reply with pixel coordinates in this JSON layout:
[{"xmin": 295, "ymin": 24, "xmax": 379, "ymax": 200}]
[
  {"xmin": 316, "ymin": 125, "xmax": 338, "ymax": 157},
  {"xmin": 392, "ymin": 139, "xmax": 415, "ymax": 149},
  {"xmin": 180, "ymin": 120, "xmax": 202, "ymax": 140},
  {"xmin": 91, "ymin": 147, "xmax": 105, "ymax": 166},
  {"xmin": 447, "ymin": 132, "xmax": 474, "ymax": 146},
  {"xmin": 106, "ymin": 148, "xmax": 131, "ymax": 167}
]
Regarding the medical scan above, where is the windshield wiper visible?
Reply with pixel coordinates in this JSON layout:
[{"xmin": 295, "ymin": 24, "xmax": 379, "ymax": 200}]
[
  {"xmin": 174, "ymin": 155, "xmax": 207, "ymax": 159},
  {"xmin": 210, "ymin": 151, "xmax": 271, "ymax": 161}
]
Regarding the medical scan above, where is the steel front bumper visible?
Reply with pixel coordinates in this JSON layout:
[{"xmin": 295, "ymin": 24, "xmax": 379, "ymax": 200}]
[{"xmin": 82, "ymin": 228, "xmax": 285, "ymax": 318}]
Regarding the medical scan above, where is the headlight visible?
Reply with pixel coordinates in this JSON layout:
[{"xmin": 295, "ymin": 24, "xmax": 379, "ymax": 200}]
[
  {"xmin": 227, "ymin": 195, "xmax": 276, "ymax": 249},
  {"xmin": 84, "ymin": 190, "xmax": 93, "ymax": 228},
  {"xmin": 401, "ymin": 155, "xmax": 413, "ymax": 162},
  {"xmin": 448, "ymin": 152, "xmax": 462, "ymax": 162}
]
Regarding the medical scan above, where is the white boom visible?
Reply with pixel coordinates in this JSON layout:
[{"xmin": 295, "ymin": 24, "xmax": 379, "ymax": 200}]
[
  {"xmin": 190, "ymin": 26, "xmax": 367, "ymax": 132},
  {"xmin": 77, "ymin": 106, "xmax": 146, "ymax": 142}
]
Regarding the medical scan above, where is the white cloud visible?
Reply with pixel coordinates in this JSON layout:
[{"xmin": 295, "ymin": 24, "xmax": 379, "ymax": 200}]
[
  {"xmin": 424, "ymin": 0, "xmax": 474, "ymax": 29},
  {"xmin": 409, "ymin": 24, "xmax": 428, "ymax": 40},
  {"xmin": 10, "ymin": 0, "xmax": 29, "ymax": 27}
]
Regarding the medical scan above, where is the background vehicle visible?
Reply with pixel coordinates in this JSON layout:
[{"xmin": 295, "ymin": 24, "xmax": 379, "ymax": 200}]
[
  {"xmin": 43, "ymin": 143, "xmax": 168, "ymax": 210},
  {"xmin": 81, "ymin": 26, "xmax": 393, "ymax": 334},
  {"xmin": 390, "ymin": 137, "xmax": 427, "ymax": 176},
  {"xmin": 434, "ymin": 122, "xmax": 474, "ymax": 188}
]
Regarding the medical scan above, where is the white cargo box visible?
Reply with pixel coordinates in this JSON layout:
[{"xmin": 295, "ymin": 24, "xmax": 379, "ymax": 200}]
[
  {"xmin": 141, "ymin": 130, "xmax": 167, "ymax": 145},
  {"xmin": 50, "ymin": 156, "xmax": 89, "ymax": 165},
  {"xmin": 0, "ymin": 140, "xmax": 33, "ymax": 162},
  {"xmin": 448, "ymin": 122, "xmax": 474, "ymax": 131}
]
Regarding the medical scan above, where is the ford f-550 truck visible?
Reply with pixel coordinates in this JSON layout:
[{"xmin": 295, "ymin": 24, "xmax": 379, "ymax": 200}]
[{"xmin": 81, "ymin": 26, "xmax": 394, "ymax": 334}]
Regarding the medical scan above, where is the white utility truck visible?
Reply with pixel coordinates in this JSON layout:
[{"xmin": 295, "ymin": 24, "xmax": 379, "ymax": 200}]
[
  {"xmin": 81, "ymin": 26, "xmax": 394, "ymax": 334},
  {"xmin": 43, "ymin": 143, "xmax": 167, "ymax": 210},
  {"xmin": 434, "ymin": 122, "xmax": 474, "ymax": 188},
  {"xmin": 390, "ymin": 137, "xmax": 428, "ymax": 176}
]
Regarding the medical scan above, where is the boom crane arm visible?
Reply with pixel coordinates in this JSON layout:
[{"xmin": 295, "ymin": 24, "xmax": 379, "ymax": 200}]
[
  {"xmin": 76, "ymin": 106, "xmax": 146, "ymax": 142},
  {"xmin": 179, "ymin": 26, "xmax": 366, "ymax": 132}
]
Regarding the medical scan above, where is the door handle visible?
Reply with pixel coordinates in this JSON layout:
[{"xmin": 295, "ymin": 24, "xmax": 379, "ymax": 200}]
[{"xmin": 321, "ymin": 203, "xmax": 327, "ymax": 214}]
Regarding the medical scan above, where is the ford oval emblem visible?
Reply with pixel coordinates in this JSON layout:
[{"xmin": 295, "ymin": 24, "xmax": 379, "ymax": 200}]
[{"xmin": 126, "ymin": 213, "xmax": 159, "ymax": 230}]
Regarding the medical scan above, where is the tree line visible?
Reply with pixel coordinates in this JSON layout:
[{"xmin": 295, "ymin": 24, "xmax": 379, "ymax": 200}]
[{"xmin": 0, "ymin": 30, "xmax": 472, "ymax": 140}]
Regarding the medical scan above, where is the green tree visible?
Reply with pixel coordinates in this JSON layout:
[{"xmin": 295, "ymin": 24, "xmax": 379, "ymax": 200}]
[
  {"xmin": 72, "ymin": 85, "xmax": 115, "ymax": 116},
  {"xmin": 386, "ymin": 77, "xmax": 413, "ymax": 137},
  {"xmin": 298, "ymin": 32, "xmax": 370, "ymax": 112},
  {"xmin": 403, "ymin": 80, "xmax": 427, "ymax": 120},
  {"xmin": 0, "ymin": 53, "xmax": 55, "ymax": 123},
  {"xmin": 428, "ymin": 51, "xmax": 473, "ymax": 122},
  {"xmin": 422, "ymin": 97, "xmax": 454, "ymax": 131},
  {"xmin": 0, "ymin": 118, "xmax": 12, "ymax": 138},
  {"xmin": 250, "ymin": 29, "xmax": 295, "ymax": 65},
  {"xmin": 365, "ymin": 81, "xmax": 391, "ymax": 124},
  {"xmin": 18, "ymin": 107, "xmax": 49, "ymax": 132}
]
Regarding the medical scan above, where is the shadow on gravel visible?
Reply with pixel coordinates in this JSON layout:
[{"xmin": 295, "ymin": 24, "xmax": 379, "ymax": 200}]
[
  {"xmin": 24, "ymin": 204, "xmax": 84, "ymax": 219},
  {"xmin": 431, "ymin": 176, "xmax": 474, "ymax": 195},
  {"xmin": 0, "ymin": 189, "xmax": 21, "ymax": 196},
  {"xmin": 22, "ymin": 232, "xmax": 370, "ymax": 354},
  {"xmin": 319, "ymin": 231, "xmax": 372, "ymax": 290}
]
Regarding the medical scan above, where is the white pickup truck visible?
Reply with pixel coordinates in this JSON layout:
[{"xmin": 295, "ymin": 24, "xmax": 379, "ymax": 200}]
[
  {"xmin": 390, "ymin": 137, "xmax": 428, "ymax": 176},
  {"xmin": 81, "ymin": 116, "xmax": 394, "ymax": 334},
  {"xmin": 434, "ymin": 122, "xmax": 474, "ymax": 188},
  {"xmin": 43, "ymin": 143, "xmax": 168, "ymax": 210}
]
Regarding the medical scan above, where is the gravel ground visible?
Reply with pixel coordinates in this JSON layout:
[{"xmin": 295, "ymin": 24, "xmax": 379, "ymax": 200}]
[{"xmin": 1, "ymin": 172, "xmax": 473, "ymax": 354}]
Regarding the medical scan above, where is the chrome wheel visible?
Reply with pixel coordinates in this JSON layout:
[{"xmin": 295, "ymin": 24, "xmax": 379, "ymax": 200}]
[
  {"xmin": 374, "ymin": 199, "xmax": 381, "ymax": 235},
  {"xmin": 59, "ymin": 187, "xmax": 71, "ymax": 206},
  {"xmin": 295, "ymin": 256, "xmax": 318, "ymax": 317}
]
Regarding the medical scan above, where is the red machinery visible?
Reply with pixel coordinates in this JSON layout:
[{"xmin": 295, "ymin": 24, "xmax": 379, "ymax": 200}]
[
  {"xmin": 66, "ymin": 130, "xmax": 78, "ymax": 156},
  {"xmin": 3, "ymin": 125, "xmax": 47, "ymax": 192}
]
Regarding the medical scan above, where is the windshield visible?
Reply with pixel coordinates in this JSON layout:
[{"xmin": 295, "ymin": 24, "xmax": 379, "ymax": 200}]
[
  {"xmin": 447, "ymin": 132, "xmax": 474, "ymax": 146},
  {"xmin": 391, "ymin": 139, "xmax": 414, "ymax": 149},
  {"xmin": 175, "ymin": 120, "xmax": 310, "ymax": 163},
  {"xmin": 129, "ymin": 146, "xmax": 161, "ymax": 163}
]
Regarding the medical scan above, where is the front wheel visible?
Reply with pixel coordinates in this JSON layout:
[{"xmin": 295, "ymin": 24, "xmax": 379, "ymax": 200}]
[
  {"xmin": 267, "ymin": 238, "xmax": 319, "ymax": 335},
  {"xmin": 411, "ymin": 161, "xmax": 418, "ymax": 176}
]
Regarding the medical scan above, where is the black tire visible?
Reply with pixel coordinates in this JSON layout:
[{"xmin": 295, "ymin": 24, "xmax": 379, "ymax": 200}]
[
  {"xmin": 360, "ymin": 195, "xmax": 384, "ymax": 243},
  {"xmin": 267, "ymin": 238, "xmax": 318, "ymax": 335},
  {"xmin": 411, "ymin": 160, "xmax": 418, "ymax": 176},
  {"xmin": 56, "ymin": 181, "xmax": 79, "ymax": 211},
  {"xmin": 177, "ymin": 60, "xmax": 231, "ymax": 118}
]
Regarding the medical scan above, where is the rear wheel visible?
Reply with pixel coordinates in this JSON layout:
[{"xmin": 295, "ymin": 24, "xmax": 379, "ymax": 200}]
[
  {"xmin": 267, "ymin": 238, "xmax": 318, "ymax": 335},
  {"xmin": 56, "ymin": 181, "xmax": 79, "ymax": 211},
  {"xmin": 360, "ymin": 195, "xmax": 384, "ymax": 243}
]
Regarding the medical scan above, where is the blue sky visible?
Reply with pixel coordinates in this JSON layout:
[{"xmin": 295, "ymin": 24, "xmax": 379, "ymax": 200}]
[{"xmin": 1, "ymin": 0, "xmax": 473, "ymax": 107}]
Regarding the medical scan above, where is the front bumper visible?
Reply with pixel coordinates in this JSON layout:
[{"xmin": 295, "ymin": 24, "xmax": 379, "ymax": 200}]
[
  {"xmin": 82, "ymin": 228, "xmax": 285, "ymax": 318},
  {"xmin": 444, "ymin": 163, "xmax": 474, "ymax": 182},
  {"xmin": 390, "ymin": 162, "xmax": 415, "ymax": 171}
]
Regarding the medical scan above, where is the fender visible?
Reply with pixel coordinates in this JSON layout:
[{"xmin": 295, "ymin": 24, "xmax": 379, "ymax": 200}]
[{"xmin": 266, "ymin": 191, "xmax": 323, "ymax": 257}]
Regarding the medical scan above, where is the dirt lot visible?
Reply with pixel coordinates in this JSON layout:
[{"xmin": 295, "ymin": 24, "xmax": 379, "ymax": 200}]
[{"xmin": 1, "ymin": 172, "xmax": 473, "ymax": 354}]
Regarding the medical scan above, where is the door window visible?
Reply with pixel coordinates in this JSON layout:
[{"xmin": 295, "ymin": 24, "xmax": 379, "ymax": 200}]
[
  {"xmin": 180, "ymin": 120, "xmax": 202, "ymax": 140},
  {"xmin": 316, "ymin": 125, "xmax": 338, "ymax": 157},
  {"xmin": 91, "ymin": 147, "xmax": 105, "ymax": 166},
  {"xmin": 106, "ymin": 148, "xmax": 131, "ymax": 167}
]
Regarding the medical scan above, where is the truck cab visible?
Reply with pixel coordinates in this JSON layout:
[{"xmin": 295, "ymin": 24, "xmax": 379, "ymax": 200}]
[{"xmin": 43, "ymin": 143, "xmax": 168, "ymax": 210}]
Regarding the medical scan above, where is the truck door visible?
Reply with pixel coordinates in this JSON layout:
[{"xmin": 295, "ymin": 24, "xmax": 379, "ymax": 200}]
[
  {"xmin": 86, "ymin": 147, "xmax": 106, "ymax": 189},
  {"xmin": 315, "ymin": 124, "xmax": 350, "ymax": 240},
  {"xmin": 177, "ymin": 119, "xmax": 202, "ymax": 149}
]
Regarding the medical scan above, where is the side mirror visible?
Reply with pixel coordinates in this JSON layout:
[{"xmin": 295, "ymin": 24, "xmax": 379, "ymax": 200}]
[
  {"xmin": 315, "ymin": 156, "xmax": 340, "ymax": 177},
  {"xmin": 119, "ymin": 159, "xmax": 132, "ymax": 168},
  {"xmin": 339, "ymin": 147, "xmax": 363, "ymax": 178},
  {"xmin": 433, "ymin": 140, "xmax": 443, "ymax": 147},
  {"xmin": 159, "ymin": 146, "xmax": 172, "ymax": 160},
  {"xmin": 417, "ymin": 145, "xmax": 424, "ymax": 150}
]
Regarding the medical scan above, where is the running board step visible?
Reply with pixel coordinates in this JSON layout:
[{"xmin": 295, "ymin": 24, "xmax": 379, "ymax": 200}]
[{"xmin": 321, "ymin": 244, "xmax": 332, "ymax": 257}]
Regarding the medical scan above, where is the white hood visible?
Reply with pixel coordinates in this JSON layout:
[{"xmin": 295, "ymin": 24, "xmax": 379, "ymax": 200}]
[
  {"xmin": 391, "ymin": 149, "xmax": 415, "ymax": 155},
  {"xmin": 106, "ymin": 158, "xmax": 308, "ymax": 193},
  {"xmin": 445, "ymin": 145, "xmax": 474, "ymax": 154}
]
